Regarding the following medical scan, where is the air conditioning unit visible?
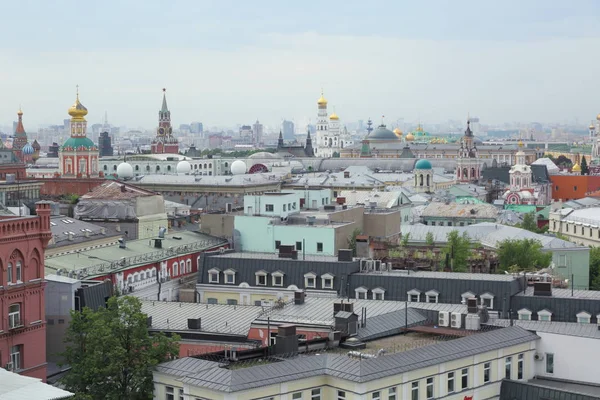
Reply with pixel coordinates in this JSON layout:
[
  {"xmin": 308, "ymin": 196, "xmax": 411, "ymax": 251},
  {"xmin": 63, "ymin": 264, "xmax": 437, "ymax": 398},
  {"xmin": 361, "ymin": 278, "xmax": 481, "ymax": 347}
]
[
  {"xmin": 179, "ymin": 278, "xmax": 184, "ymax": 284},
  {"xmin": 534, "ymin": 353, "xmax": 544, "ymax": 361},
  {"xmin": 5, "ymin": 362, "xmax": 13, "ymax": 371},
  {"xmin": 438, "ymin": 311, "xmax": 450, "ymax": 327},
  {"xmin": 451, "ymin": 312, "xmax": 462, "ymax": 328}
]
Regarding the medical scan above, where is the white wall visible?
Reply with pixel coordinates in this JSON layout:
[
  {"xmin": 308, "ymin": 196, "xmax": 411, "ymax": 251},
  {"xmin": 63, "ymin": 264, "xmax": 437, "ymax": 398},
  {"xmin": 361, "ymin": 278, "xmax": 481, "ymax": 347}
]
[{"xmin": 534, "ymin": 331, "xmax": 600, "ymax": 383}]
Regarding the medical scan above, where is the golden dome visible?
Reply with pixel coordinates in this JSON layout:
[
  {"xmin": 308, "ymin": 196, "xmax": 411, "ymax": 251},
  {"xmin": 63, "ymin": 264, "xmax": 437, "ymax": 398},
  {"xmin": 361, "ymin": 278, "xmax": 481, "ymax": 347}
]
[
  {"xmin": 17, "ymin": 108, "xmax": 23, "ymax": 116},
  {"xmin": 518, "ymin": 140, "xmax": 524, "ymax": 148},
  {"xmin": 317, "ymin": 92, "xmax": 327, "ymax": 106},
  {"xmin": 590, "ymin": 124, "xmax": 595, "ymax": 130},
  {"xmin": 329, "ymin": 112, "xmax": 339, "ymax": 120},
  {"xmin": 406, "ymin": 133, "xmax": 415, "ymax": 141},
  {"xmin": 572, "ymin": 163, "xmax": 582, "ymax": 172},
  {"xmin": 597, "ymin": 113, "xmax": 600, "ymax": 121},
  {"xmin": 68, "ymin": 87, "xmax": 88, "ymax": 119},
  {"xmin": 393, "ymin": 128, "xmax": 403, "ymax": 137}
]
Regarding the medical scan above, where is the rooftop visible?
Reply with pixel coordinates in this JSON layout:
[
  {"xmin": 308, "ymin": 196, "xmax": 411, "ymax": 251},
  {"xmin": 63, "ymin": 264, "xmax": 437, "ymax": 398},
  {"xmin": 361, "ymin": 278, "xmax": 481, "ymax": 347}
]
[
  {"xmin": 489, "ymin": 319, "xmax": 600, "ymax": 339},
  {"xmin": 49, "ymin": 215, "xmax": 121, "ymax": 249},
  {"xmin": 0, "ymin": 368, "xmax": 74, "ymax": 399},
  {"xmin": 133, "ymin": 173, "xmax": 285, "ymax": 188},
  {"xmin": 141, "ymin": 301, "xmax": 264, "ymax": 337},
  {"xmin": 421, "ymin": 202, "xmax": 499, "ymax": 219},
  {"xmin": 81, "ymin": 181, "xmax": 157, "ymax": 200},
  {"xmin": 353, "ymin": 269, "xmax": 517, "ymax": 282},
  {"xmin": 517, "ymin": 286, "xmax": 600, "ymax": 300},
  {"xmin": 212, "ymin": 252, "xmax": 343, "ymax": 262},
  {"xmin": 44, "ymin": 230, "xmax": 226, "ymax": 278},
  {"xmin": 156, "ymin": 326, "xmax": 538, "ymax": 392}
]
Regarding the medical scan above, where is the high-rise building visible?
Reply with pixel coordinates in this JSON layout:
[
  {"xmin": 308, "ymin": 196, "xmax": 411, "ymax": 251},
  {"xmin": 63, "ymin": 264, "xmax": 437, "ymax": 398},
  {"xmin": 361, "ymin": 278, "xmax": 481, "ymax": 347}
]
[
  {"xmin": 59, "ymin": 88, "xmax": 100, "ymax": 178},
  {"xmin": 282, "ymin": 120, "xmax": 295, "ymax": 140},
  {"xmin": 252, "ymin": 120, "xmax": 263, "ymax": 145},
  {"xmin": 190, "ymin": 122, "xmax": 203, "ymax": 134},
  {"xmin": 151, "ymin": 89, "xmax": 179, "ymax": 154},
  {"xmin": 99, "ymin": 131, "xmax": 114, "ymax": 157}
]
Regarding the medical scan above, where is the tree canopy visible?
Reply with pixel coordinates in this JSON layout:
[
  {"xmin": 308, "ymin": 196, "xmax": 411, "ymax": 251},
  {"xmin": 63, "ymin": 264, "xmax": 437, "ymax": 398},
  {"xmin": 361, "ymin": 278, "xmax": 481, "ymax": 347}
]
[
  {"xmin": 589, "ymin": 247, "xmax": 600, "ymax": 290},
  {"xmin": 496, "ymin": 238, "xmax": 552, "ymax": 272},
  {"xmin": 442, "ymin": 230, "xmax": 471, "ymax": 272},
  {"xmin": 581, "ymin": 155, "xmax": 589, "ymax": 175},
  {"xmin": 61, "ymin": 296, "xmax": 179, "ymax": 400}
]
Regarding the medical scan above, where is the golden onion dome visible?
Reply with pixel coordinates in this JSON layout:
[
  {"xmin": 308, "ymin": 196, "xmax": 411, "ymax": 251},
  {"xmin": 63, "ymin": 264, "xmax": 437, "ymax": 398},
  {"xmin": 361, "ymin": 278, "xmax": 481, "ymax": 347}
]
[
  {"xmin": 17, "ymin": 108, "xmax": 23, "ymax": 116},
  {"xmin": 317, "ymin": 92, "xmax": 327, "ymax": 106},
  {"xmin": 590, "ymin": 124, "xmax": 595, "ymax": 130},
  {"xmin": 597, "ymin": 113, "xmax": 600, "ymax": 121},
  {"xmin": 393, "ymin": 128, "xmax": 403, "ymax": 137},
  {"xmin": 68, "ymin": 92, "xmax": 88, "ymax": 119},
  {"xmin": 572, "ymin": 163, "xmax": 582, "ymax": 172},
  {"xmin": 329, "ymin": 112, "xmax": 339, "ymax": 120},
  {"xmin": 406, "ymin": 133, "xmax": 415, "ymax": 141}
]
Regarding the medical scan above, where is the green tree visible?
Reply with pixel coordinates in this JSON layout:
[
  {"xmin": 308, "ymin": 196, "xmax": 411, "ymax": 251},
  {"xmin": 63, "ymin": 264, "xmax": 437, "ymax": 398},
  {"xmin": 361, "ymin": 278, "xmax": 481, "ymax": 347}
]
[
  {"xmin": 518, "ymin": 212, "xmax": 538, "ymax": 233},
  {"xmin": 589, "ymin": 247, "xmax": 600, "ymax": 290},
  {"xmin": 581, "ymin": 155, "xmax": 589, "ymax": 175},
  {"xmin": 425, "ymin": 231, "xmax": 435, "ymax": 246},
  {"xmin": 347, "ymin": 228, "xmax": 362, "ymax": 257},
  {"xmin": 496, "ymin": 238, "xmax": 552, "ymax": 272},
  {"xmin": 61, "ymin": 296, "xmax": 179, "ymax": 400},
  {"xmin": 442, "ymin": 230, "xmax": 471, "ymax": 272},
  {"xmin": 401, "ymin": 233, "xmax": 410, "ymax": 247}
]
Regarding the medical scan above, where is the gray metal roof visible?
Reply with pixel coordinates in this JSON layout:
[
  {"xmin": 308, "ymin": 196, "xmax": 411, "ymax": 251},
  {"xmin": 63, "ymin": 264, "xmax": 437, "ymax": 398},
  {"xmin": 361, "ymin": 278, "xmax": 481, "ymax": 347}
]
[
  {"xmin": 49, "ymin": 215, "xmax": 121, "ymax": 249},
  {"xmin": 157, "ymin": 326, "xmax": 538, "ymax": 392},
  {"xmin": 141, "ymin": 301, "xmax": 264, "ymax": 336},
  {"xmin": 500, "ymin": 378, "xmax": 600, "ymax": 400},
  {"xmin": 357, "ymin": 308, "xmax": 428, "ymax": 341},
  {"xmin": 489, "ymin": 319, "xmax": 600, "ymax": 339},
  {"xmin": 512, "ymin": 288, "xmax": 600, "ymax": 323}
]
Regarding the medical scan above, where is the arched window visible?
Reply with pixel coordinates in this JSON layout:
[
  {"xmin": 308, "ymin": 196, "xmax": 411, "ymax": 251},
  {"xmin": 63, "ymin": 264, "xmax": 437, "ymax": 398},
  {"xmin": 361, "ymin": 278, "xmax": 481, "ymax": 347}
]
[
  {"xmin": 186, "ymin": 259, "xmax": 192, "ymax": 273},
  {"xmin": 156, "ymin": 165, "xmax": 161, "ymax": 172},
  {"xmin": 113, "ymin": 165, "xmax": 117, "ymax": 171},
  {"xmin": 103, "ymin": 165, "xmax": 108, "ymax": 171},
  {"xmin": 419, "ymin": 174, "xmax": 424, "ymax": 186},
  {"xmin": 463, "ymin": 168, "xmax": 468, "ymax": 178},
  {"xmin": 135, "ymin": 165, "xmax": 139, "ymax": 171},
  {"xmin": 173, "ymin": 262, "xmax": 178, "ymax": 276},
  {"xmin": 146, "ymin": 165, "xmax": 150, "ymax": 172},
  {"xmin": 167, "ymin": 165, "xmax": 171, "ymax": 172},
  {"xmin": 7, "ymin": 262, "xmax": 13, "ymax": 283},
  {"xmin": 426, "ymin": 174, "xmax": 430, "ymax": 187}
]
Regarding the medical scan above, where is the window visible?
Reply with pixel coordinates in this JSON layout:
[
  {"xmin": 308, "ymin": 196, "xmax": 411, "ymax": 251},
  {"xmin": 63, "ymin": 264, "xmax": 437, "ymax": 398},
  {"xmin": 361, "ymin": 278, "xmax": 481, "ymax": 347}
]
[
  {"xmin": 207, "ymin": 298, "xmax": 218, "ymax": 304},
  {"xmin": 411, "ymin": 381, "xmax": 419, "ymax": 400},
  {"xmin": 316, "ymin": 242, "xmax": 323, "ymax": 252},
  {"xmin": 224, "ymin": 269, "xmax": 236, "ymax": 284},
  {"xmin": 483, "ymin": 362, "xmax": 491, "ymax": 383},
  {"xmin": 447, "ymin": 371, "xmax": 455, "ymax": 393},
  {"xmin": 337, "ymin": 390, "xmax": 346, "ymax": 400},
  {"xmin": 173, "ymin": 263, "xmax": 179, "ymax": 276},
  {"xmin": 461, "ymin": 368, "xmax": 469, "ymax": 389},
  {"xmin": 255, "ymin": 271, "xmax": 267, "ymax": 286},
  {"xmin": 283, "ymin": 204, "xmax": 287, "ymax": 211},
  {"xmin": 518, "ymin": 309, "xmax": 532, "ymax": 321},
  {"xmin": 10, "ymin": 345, "xmax": 21, "ymax": 371},
  {"xmin": 311, "ymin": 388, "xmax": 321, "ymax": 400},
  {"xmin": 372, "ymin": 287, "xmax": 385, "ymax": 300},
  {"xmin": 408, "ymin": 289, "xmax": 421, "ymax": 302},
  {"xmin": 296, "ymin": 241, "xmax": 302, "ymax": 251},
  {"xmin": 293, "ymin": 393, "xmax": 303, "ymax": 400},
  {"xmin": 538, "ymin": 309, "xmax": 552, "ymax": 322},
  {"xmin": 388, "ymin": 387, "xmax": 396, "ymax": 400},
  {"xmin": 272, "ymin": 271, "xmax": 284, "ymax": 286},
  {"xmin": 7, "ymin": 262, "xmax": 13, "ymax": 283},
  {"xmin": 577, "ymin": 311, "xmax": 591, "ymax": 324},
  {"xmin": 208, "ymin": 269, "xmax": 219, "ymax": 283},
  {"xmin": 321, "ymin": 273, "xmax": 334, "ymax": 289},
  {"xmin": 186, "ymin": 259, "xmax": 192, "ymax": 273},
  {"xmin": 304, "ymin": 273, "xmax": 317, "ymax": 288},
  {"xmin": 227, "ymin": 299, "xmax": 238, "ymax": 305},
  {"xmin": 355, "ymin": 286, "xmax": 368, "ymax": 299},
  {"xmin": 574, "ymin": 185, "xmax": 578, "ymax": 191},
  {"xmin": 546, "ymin": 353, "xmax": 554, "ymax": 374},
  {"xmin": 425, "ymin": 290, "xmax": 439, "ymax": 303},
  {"xmin": 426, "ymin": 377, "xmax": 434, "ymax": 399},
  {"xmin": 166, "ymin": 386, "xmax": 174, "ymax": 400},
  {"xmin": 9, "ymin": 304, "xmax": 21, "ymax": 329},
  {"xmin": 372, "ymin": 391, "xmax": 380, "ymax": 400},
  {"xmin": 16, "ymin": 261, "xmax": 22, "ymax": 282},
  {"xmin": 265, "ymin": 204, "xmax": 274, "ymax": 212},
  {"xmin": 518, "ymin": 353, "xmax": 524, "ymax": 380},
  {"xmin": 505, "ymin": 356, "xmax": 512, "ymax": 379},
  {"xmin": 179, "ymin": 388, "xmax": 184, "ymax": 400},
  {"xmin": 269, "ymin": 332, "xmax": 277, "ymax": 345},
  {"xmin": 480, "ymin": 292, "xmax": 494, "ymax": 309},
  {"xmin": 275, "ymin": 240, "xmax": 281, "ymax": 249}
]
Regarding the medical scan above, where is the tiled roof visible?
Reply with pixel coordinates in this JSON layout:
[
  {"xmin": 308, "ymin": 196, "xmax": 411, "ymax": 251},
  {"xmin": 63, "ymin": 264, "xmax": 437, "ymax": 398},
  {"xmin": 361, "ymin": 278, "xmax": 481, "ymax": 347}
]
[
  {"xmin": 156, "ymin": 326, "xmax": 538, "ymax": 392},
  {"xmin": 81, "ymin": 181, "xmax": 157, "ymax": 200}
]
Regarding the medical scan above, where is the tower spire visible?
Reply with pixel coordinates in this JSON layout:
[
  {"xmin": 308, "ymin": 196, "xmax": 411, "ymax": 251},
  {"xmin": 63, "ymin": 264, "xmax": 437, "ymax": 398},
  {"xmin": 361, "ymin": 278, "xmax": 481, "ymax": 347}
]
[{"xmin": 161, "ymin": 88, "xmax": 168, "ymax": 112}]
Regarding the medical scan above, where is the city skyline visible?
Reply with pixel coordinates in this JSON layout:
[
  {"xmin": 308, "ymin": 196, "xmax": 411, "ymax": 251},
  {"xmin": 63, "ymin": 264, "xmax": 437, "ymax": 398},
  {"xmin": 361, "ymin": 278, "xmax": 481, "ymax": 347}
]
[{"xmin": 1, "ymin": 1, "xmax": 600, "ymax": 128}]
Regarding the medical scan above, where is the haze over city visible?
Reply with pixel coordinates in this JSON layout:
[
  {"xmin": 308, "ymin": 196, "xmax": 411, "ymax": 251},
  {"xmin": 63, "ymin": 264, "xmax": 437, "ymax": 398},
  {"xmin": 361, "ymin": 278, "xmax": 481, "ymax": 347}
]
[{"xmin": 2, "ymin": 0, "xmax": 600, "ymax": 128}]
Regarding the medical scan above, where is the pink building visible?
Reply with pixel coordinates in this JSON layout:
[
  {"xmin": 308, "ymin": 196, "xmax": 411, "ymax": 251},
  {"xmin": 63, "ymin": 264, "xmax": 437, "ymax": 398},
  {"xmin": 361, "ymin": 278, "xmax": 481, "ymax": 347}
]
[{"xmin": 0, "ymin": 201, "xmax": 52, "ymax": 381}]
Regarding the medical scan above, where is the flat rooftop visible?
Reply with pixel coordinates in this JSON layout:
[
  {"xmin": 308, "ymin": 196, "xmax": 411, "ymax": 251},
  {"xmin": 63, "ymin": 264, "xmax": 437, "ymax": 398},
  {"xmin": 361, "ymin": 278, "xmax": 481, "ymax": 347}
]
[
  {"xmin": 212, "ymin": 252, "xmax": 344, "ymax": 262},
  {"xmin": 45, "ymin": 231, "xmax": 227, "ymax": 278},
  {"xmin": 354, "ymin": 270, "xmax": 517, "ymax": 282},
  {"xmin": 141, "ymin": 301, "xmax": 264, "ymax": 337},
  {"xmin": 517, "ymin": 286, "xmax": 600, "ymax": 299}
]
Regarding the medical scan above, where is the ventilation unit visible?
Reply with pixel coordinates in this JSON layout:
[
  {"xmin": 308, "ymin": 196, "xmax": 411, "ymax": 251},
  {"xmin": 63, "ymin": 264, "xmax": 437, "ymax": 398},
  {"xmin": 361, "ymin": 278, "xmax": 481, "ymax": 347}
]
[
  {"xmin": 534, "ymin": 353, "xmax": 544, "ymax": 361},
  {"xmin": 451, "ymin": 312, "xmax": 462, "ymax": 328},
  {"xmin": 438, "ymin": 311, "xmax": 449, "ymax": 327}
]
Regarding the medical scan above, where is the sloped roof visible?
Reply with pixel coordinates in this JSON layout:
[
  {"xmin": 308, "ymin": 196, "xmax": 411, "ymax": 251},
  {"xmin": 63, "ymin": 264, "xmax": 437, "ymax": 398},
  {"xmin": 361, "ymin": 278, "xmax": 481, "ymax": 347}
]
[
  {"xmin": 156, "ymin": 326, "xmax": 538, "ymax": 392},
  {"xmin": 531, "ymin": 157, "xmax": 559, "ymax": 174},
  {"xmin": 0, "ymin": 369, "xmax": 74, "ymax": 399},
  {"xmin": 81, "ymin": 181, "xmax": 156, "ymax": 200}
]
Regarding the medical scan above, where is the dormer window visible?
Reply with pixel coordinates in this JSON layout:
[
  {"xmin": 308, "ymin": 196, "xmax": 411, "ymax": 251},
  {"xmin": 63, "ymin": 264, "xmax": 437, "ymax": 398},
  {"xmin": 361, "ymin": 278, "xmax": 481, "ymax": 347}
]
[
  {"xmin": 304, "ymin": 272, "xmax": 317, "ymax": 289},
  {"xmin": 208, "ymin": 268, "xmax": 220, "ymax": 283},
  {"xmin": 407, "ymin": 289, "xmax": 421, "ymax": 303},
  {"xmin": 321, "ymin": 273, "xmax": 334, "ymax": 289},
  {"xmin": 461, "ymin": 291, "xmax": 475, "ymax": 304},
  {"xmin": 355, "ymin": 286, "xmax": 368, "ymax": 300},
  {"xmin": 517, "ymin": 308, "xmax": 532, "ymax": 321},
  {"xmin": 480, "ymin": 292, "xmax": 495, "ymax": 309},
  {"xmin": 372, "ymin": 287, "xmax": 385, "ymax": 300},
  {"xmin": 577, "ymin": 311, "xmax": 591, "ymax": 324},
  {"xmin": 224, "ymin": 269, "xmax": 236, "ymax": 285},
  {"xmin": 255, "ymin": 270, "xmax": 268, "ymax": 286},
  {"xmin": 425, "ymin": 290, "xmax": 439, "ymax": 303},
  {"xmin": 272, "ymin": 271, "xmax": 285, "ymax": 287},
  {"xmin": 537, "ymin": 309, "xmax": 552, "ymax": 322}
]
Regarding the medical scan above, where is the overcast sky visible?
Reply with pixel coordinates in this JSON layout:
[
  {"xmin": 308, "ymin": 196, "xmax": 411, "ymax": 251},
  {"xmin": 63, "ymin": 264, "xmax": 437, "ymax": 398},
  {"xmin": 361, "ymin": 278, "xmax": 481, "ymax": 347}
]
[{"xmin": 1, "ymin": 0, "xmax": 600, "ymax": 130}]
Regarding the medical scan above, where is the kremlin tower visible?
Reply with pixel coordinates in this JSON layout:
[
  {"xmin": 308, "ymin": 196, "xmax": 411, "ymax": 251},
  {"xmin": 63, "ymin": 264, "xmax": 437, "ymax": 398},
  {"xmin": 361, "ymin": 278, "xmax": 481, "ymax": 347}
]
[
  {"xmin": 315, "ymin": 91, "xmax": 329, "ymax": 157},
  {"xmin": 151, "ymin": 89, "xmax": 179, "ymax": 154},
  {"xmin": 59, "ymin": 87, "xmax": 100, "ymax": 178}
]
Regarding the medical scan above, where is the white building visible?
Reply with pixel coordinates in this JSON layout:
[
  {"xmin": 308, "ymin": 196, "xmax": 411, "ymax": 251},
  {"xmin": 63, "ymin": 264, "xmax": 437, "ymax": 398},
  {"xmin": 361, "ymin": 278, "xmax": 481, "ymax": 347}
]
[{"xmin": 315, "ymin": 91, "xmax": 329, "ymax": 157}]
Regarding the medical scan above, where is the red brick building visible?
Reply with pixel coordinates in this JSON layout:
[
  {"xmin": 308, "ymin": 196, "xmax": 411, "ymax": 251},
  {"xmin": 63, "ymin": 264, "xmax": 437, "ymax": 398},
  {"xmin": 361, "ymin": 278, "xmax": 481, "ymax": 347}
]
[{"xmin": 0, "ymin": 201, "xmax": 52, "ymax": 380}]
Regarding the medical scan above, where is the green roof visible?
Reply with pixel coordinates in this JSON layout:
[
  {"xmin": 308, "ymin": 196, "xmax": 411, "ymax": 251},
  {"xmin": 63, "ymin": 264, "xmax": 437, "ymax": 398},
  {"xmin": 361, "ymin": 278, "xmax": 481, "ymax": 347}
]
[
  {"xmin": 504, "ymin": 204, "xmax": 537, "ymax": 214},
  {"xmin": 61, "ymin": 137, "xmax": 97, "ymax": 150},
  {"xmin": 415, "ymin": 159, "xmax": 432, "ymax": 169}
]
